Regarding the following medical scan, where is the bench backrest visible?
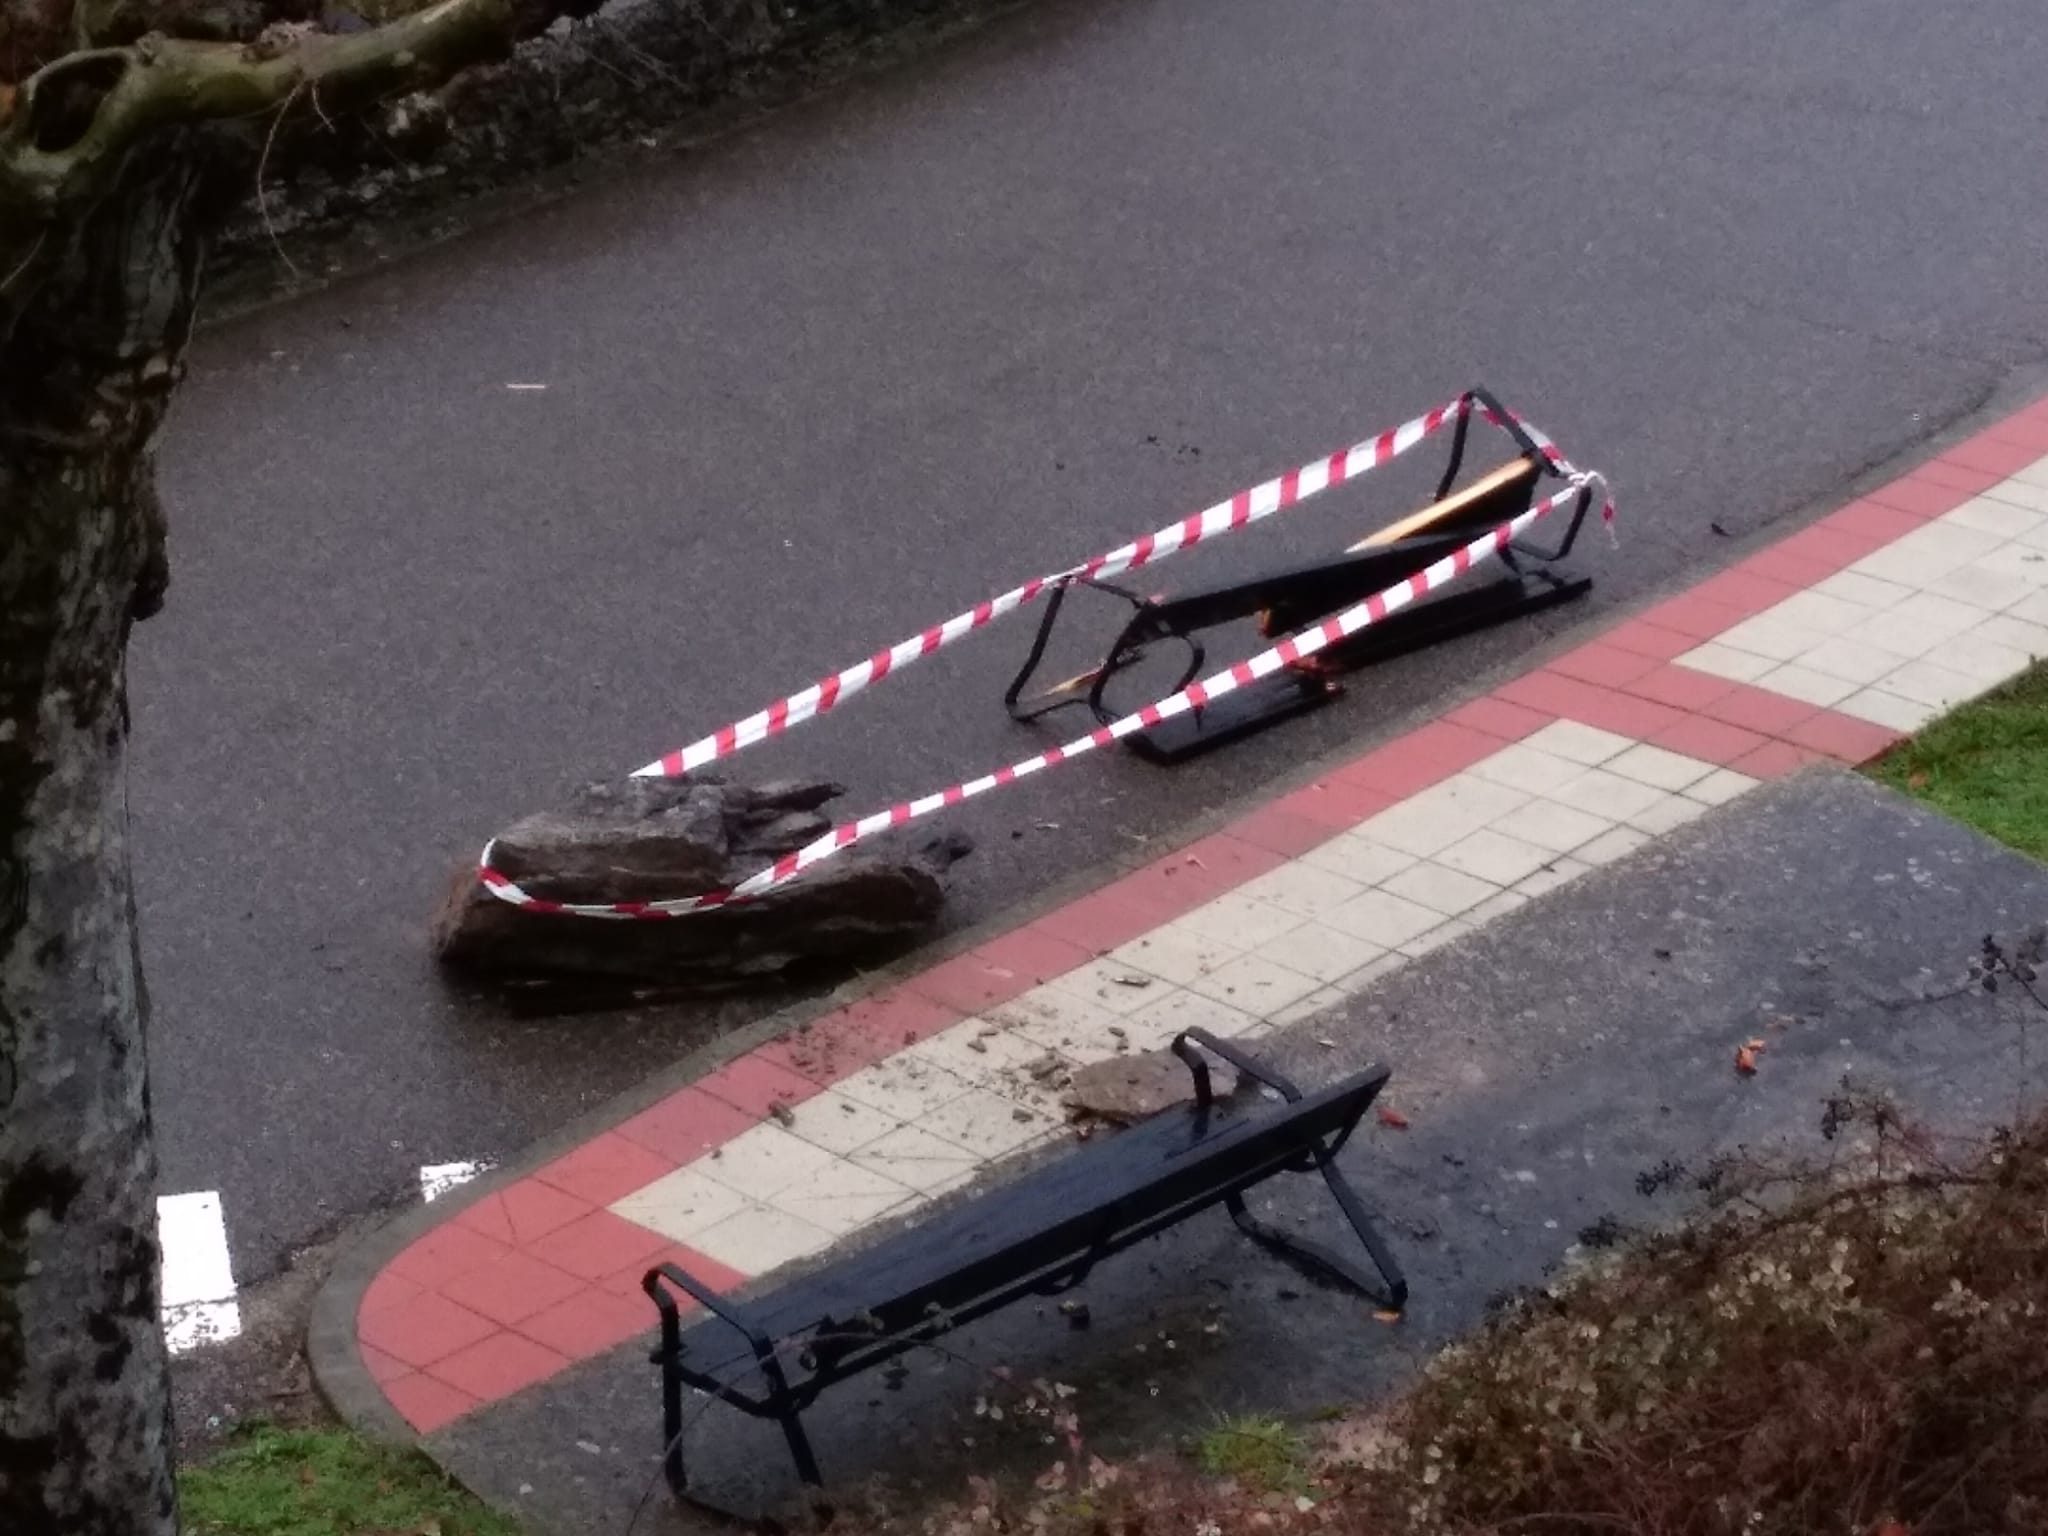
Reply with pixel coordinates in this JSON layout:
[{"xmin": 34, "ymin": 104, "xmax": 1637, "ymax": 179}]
[{"xmin": 748, "ymin": 1071, "xmax": 1382, "ymax": 1346}]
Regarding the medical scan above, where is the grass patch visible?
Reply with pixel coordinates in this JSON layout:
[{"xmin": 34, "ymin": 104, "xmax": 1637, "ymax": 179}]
[
  {"xmin": 180, "ymin": 1424, "xmax": 521, "ymax": 1536},
  {"xmin": 1870, "ymin": 659, "xmax": 2048, "ymax": 856},
  {"xmin": 1193, "ymin": 1413, "xmax": 1309, "ymax": 1494}
]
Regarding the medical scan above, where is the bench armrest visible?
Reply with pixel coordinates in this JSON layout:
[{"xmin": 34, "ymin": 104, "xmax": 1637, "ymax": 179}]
[
  {"xmin": 1172, "ymin": 1026, "xmax": 1305, "ymax": 1103},
  {"xmin": 644, "ymin": 1261, "xmax": 770, "ymax": 1356}
]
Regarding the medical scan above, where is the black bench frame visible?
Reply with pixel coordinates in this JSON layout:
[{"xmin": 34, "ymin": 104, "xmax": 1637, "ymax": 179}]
[
  {"xmin": 1002, "ymin": 384, "xmax": 1596, "ymax": 763},
  {"xmin": 643, "ymin": 1028, "xmax": 1407, "ymax": 1505}
]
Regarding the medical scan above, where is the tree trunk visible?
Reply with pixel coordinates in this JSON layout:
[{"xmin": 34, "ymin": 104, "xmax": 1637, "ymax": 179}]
[{"xmin": 0, "ymin": 144, "xmax": 205, "ymax": 1536}]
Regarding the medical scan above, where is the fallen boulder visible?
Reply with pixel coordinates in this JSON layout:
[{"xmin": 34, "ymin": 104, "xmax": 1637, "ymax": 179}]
[{"xmin": 432, "ymin": 775, "xmax": 969, "ymax": 998}]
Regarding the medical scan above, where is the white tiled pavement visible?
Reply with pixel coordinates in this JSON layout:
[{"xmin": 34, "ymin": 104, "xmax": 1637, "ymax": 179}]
[
  {"xmin": 606, "ymin": 720, "xmax": 1756, "ymax": 1276},
  {"xmin": 1679, "ymin": 464, "xmax": 2048, "ymax": 731}
]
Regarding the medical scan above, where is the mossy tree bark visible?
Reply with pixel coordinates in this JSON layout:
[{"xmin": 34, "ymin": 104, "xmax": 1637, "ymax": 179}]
[{"xmin": 0, "ymin": 0, "xmax": 590, "ymax": 1527}]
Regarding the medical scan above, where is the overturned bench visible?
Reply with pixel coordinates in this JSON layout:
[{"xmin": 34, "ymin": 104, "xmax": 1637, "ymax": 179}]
[{"xmin": 643, "ymin": 1029, "xmax": 1408, "ymax": 1507}]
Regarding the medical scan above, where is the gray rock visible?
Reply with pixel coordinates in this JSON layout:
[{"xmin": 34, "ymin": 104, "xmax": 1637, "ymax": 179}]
[{"xmin": 431, "ymin": 774, "xmax": 969, "ymax": 997}]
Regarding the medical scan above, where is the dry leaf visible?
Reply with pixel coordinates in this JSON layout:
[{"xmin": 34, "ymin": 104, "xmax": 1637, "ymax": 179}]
[
  {"xmin": 1376, "ymin": 1107, "xmax": 1410, "ymax": 1130},
  {"xmin": 1372, "ymin": 1309, "xmax": 1402, "ymax": 1324},
  {"xmin": 1735, "ymin": 1043, "xmax": 1760, "ymax": 1076}
]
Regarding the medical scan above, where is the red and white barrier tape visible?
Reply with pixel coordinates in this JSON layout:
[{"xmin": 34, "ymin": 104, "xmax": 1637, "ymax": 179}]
[{"xmin": 480, "ymin": 413, "xmax": 1613, "ymax": 919}]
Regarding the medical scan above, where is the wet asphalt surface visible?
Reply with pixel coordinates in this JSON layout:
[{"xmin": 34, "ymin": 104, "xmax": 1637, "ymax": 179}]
[
  {"xmin": 135, "ymin": 0, "xmax": 2048, "ymax": 1288},
  {"xmin": 429, "ymin": 770, "xmax": 2048, "ymax": 1530}
]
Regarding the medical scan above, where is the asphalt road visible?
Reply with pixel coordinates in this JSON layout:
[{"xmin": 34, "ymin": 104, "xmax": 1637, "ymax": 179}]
[{"xmin": 136, "ymin": 0, "xmax": 2048, "ymax": 1292}]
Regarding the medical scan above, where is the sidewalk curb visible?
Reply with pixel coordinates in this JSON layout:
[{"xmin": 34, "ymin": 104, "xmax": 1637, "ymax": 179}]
[{"xmin": 308, "ymin": 369, "xmax": 2048, "ymax": 1462}]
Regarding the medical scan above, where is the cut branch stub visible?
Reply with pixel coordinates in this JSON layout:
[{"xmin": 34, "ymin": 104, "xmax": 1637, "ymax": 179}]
[{"xmin": 432, "ymin": 775, "xmax": 972, "ymax": 1000}]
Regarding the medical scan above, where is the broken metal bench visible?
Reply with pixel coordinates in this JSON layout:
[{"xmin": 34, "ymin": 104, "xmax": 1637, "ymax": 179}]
[{"xmin": 642, "ymin": 1028, "xmax": 1407, "ymax": 1506}]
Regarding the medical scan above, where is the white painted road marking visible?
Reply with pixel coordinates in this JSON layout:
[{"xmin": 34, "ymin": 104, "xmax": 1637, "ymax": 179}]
[
  {"xmin": 420, "ymin": 1159, "xmax": 494, "ymax": 1202},
  {"xmin": 157, "ymin": 1191, "xmax": 240, "ymax": 1354}
]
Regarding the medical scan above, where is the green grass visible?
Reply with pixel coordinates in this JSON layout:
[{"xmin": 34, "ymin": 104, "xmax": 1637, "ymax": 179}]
[
  {"xmin": 1869, "ymin": 658, "xmax": 2048, "ymax": 857},
  {"xmin": 1191, "ymin": 1413, "xmax": 1309, "ymax": 1494},
  {"xmin": 180, "ymin": 1424, "xmax": 522, "ymax": 1536}
]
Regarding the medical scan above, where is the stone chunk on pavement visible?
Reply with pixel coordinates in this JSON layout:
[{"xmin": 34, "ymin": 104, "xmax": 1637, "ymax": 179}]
[{"xmin": 431, "ymin": 775, "xmax": 970, "ymax": 997}]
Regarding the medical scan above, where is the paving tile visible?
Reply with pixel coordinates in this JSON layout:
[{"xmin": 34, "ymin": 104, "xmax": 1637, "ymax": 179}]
[
  {"xmin": 1865, "ymin": 472, "xmax": 1977, "ymax": 516},
  {"xmin": 777, "ymin": 1087, "xmax": 904, "ymax": 1156},
  {"xmin": 360, "ymin": 1270, "xmax": 424, "ymax": 1321},
  {"xmin": 1834, "ymin": 687, "xmax": 1939, "ymax": 732},
  {"xmin": 1104, "ymin": 924, "xmax": 1241, "ymax": 986},
  {"xmin": 830, "ymin": 1052, "xmax": 978, "ymax": 1121},
  {"xmin": 1502, "ymin": 796, "xmax": 1614, "ymax": 854},
  {"xmin": 1856, "ymin": 590, "xmax": 2007, "ymax": 658},
  {"xmin": 1622, "ymin": 663, "xmax": 1740, "ymax": 711},
  {"xmin": 693, "ymin": 1123, "xmax": 841, "ymax": 1200},
  {"xmin": 850, "ymin": 1125, "xmax": 989, "ymax": 1195},
  {"xmin": 1281, "ymin": 777, "xmax": 1395, "ymax": 830},
  {"xmin": 426, "ymin": 1330, "xmax": 568, "ymax": 1403},
  {"xmin": 461, "ymin": 1181, "xmax": 596, "ymax": 1249},
  {"xmin": 1546, "ymin": 686, "xmax": 1689, "ymax": 743},
  {"xmin": 1573, "ymin": 826, "xmax": 1653, "ymax": 866},
  {"xmin": 1189, "ymin": 951, "xmax": 1326, "ymax": 1015},
  {"xmin": 1623, "ymin": 795, "xmax": 1709, "ymax": 836},
  {"xmin": 822, "ymin": 991, "xmax": 966, "ymax": 1063},
  {"xmin": 1754, "ymin": 662, "xmax": 1858, "ymax": 708},
  {"xmin": 1444, "ymin": 694, "xmax": 1556, "ymax": 738},
  {"xmin": 1463, "ymin": 741, "xmax": 1588, "ymax": 795},
  {"xmin": 1683, "ymin": 767, "xmax": 1759, "ymax": 807},
  {"xmin": 606, "ymin": 1242, "xmax": 746, "ymax": 1300},
  {"xmin": 1728, "ymin": 740, "xmax": 1828, "ymax": 779},
  {"xmin": 1965, "ymin": 541, "xmax": 2048, "ymax": 590},
  {"xmin": 1944, "ymin": 496, "xmax": 2045, "ymax": 539},
  {"xmin": 1435, "ymin": 827, "xmax": 1559, "ymax": 886},
  {"xmin": 382, "ymin": 1372, "xmax": 481, "ymax": 1434},
  {"xmin": 1354, "ymin": 775, "xmax": 1529, "ymax": 857},
  {"xmin": 1983, "ymin": 477, "xmax": 2048, "ymax": 515},
  {"xmin": 1602, "ymin": 742, "xmax": 1715, "ymax": 792},
  {"xmin": 1332, "ymin": 952, "xmax": 1413, "ymax": 992},
  {"xmin": 987, "ymin": 985, "xmax": 1139, "ymax": 1062},
  {"xmin": 1968, "ymin": 611, "xmax": 2048, "ymax": 657},
  {"xmin": 388, "ymin": 1224, "xmax": 511, "ymax": 1291},
  {"xmin": 906, "ymin": 952, "xmax": 1039, "ymax": 1015},
  {"xmin": 1793, "ymin": 635, "xmax": 1912, "ymax": 686},
  {"xmin": 1820, "ymin": 500, "xmax": 1926, "ymax": 544},
  {"xmin": 1599, "ymin": 620, "xmax": 1711, "ymax": 662},
  {"xmin": 1648, "ymin": 713, "xmax": 1772, "ymax": 767},
  {"xmin": 1699, "ymin": 685, "xmax": 1819, "ymax": 737},
  {"xmin": 1398, "ymin": 918, "xmax": 1475, "ymax": 959},
  {"xmin": 1171, "ymin": 892, "xmax": 1308, "ymax": 949},
  {"xmin": 2010, "ymin": 589, "xmax": 2048, "ymax": 627},
  {"xmin": 1265, "ymin": 986, "xmax": 1350, "ymax": 1028},
  {"xmin": 907, "ymin": 1018, "xmax": 1071, "ymax": 1092},
  {"xmin": 1921, "ymin": 630, "xmax": 2033, "ymax": 687},
  {"xmin": 1811, "ymin": 570, "xmax": 1916, "ymax": 609},
  {"xmin": 1642, "ymin": 592, "xmax": 1754, "ymax": 640},
  {"xmin": 688, "ymin": 1203, "xmax": 836, "ymax": 1276},
  {"xmin": 1877, "ymin": 658, "xmax": 1990, "ymax": 710},
  {"xmin": 523, "ymin": 1209, "xmax": 674, "ymax": 1283},
  {"xmin": 1380, "ymin": 859, "xmax": 1500, "ymax": 917},
  {"xmin": 1031, "ymin": 887, "xmax": 1178, "ymax": 955},
  {"xmin": 614, "ymin": 1089, "xmax": 760, "ymax": 1168},
  {"xmin": 611, "ymin": 1166, "xmax": 751, "ymax": 1244},
  {"xmin": 1674, "ymin": 641, "xmax": 1777, "ymax": 683},
  {"xmin": 1232, "ymin": 860, "xmax": 1371, "ymax": 921},
  {"xmin": 1229, "ymin": 804, "xmax": 1342, "ymax": 859},
  {"xmin": 1042, "ymin": 955, "xmax": 1183, "ymax": 1017},
  {"xmin": 1513, "ymin": 856, "xmax": 1593, "ymax": 898},
  {"xmin": 513, "ymin": 1285, "xmax": 652, "ymax": 1360},
  {"xmin": 1946, "ymin": 437, "xmax": 2047, "ymax": 477},
  {"xmin": 1296, "ymin": 831, "xmax": 1419, "ymax": 886},
  {"xmin": 767, "ymin": 1161, "xmax": 918, "ymax": 1236},
  {"xmin": 1549, "ymin": 644, "xmax": 1660, "ymax": 689},
  {"xmin": 1766, "ymin": 590, "xmax": 1869, "ymax": 636},
  {"xmin": 920, "ymin": 1086, "xmax": 1058, "ymax": 1158},
  {"xmin": 1464, "ymin": 887, "xmax": 1531, "ymax": 926},
  {"xmin": 1741, "ymin": 545, "xmax": 1843, "ymax": 588},
  {"xmin": 357, "ymin": 1291, "xmax": 499, "ymax": 1371},
  {"xmin": 1691, "ymin": 568, "xmax": 1802, "ymax": 616},
  {"xmin": 1546, "ymin": 767, "xmax": 1669, "ymax": 822},
  {"xmin": 1849, "ymin": 521, "xmax": 2003, "ymax": 584},
  {"xmin": 1122, "ymin": 989, "xmax": 1257, "ymax": 1048},
  {"xmin": 1321, "ymin": 886, "xmax": 1450, "ymax": 949},
  {"xmin": 446, "ymin": 1249, "xmax": 591, "ymax": 1328},
  {"xmin": 1711, "ymin": 614, "xmax": 1830, "ymax": 663},
  {"xmin": 359, "ymin": 1343, "xmax": 412, "ymax": 1386},
  {"xmin": 1254, "ymin": 922, "xmax": 1390, "ymax": 984},
  {"xmin": 692, "ymin": 1056, "xmax": 826, "ymax": 1122},
  {"xmin": 1334, "ymin": 720, "xmax": 1500, "ymax": 799},
  {"xmin": 1781, "ymin": 712, "xmax": 1902, "ymax": 765}
]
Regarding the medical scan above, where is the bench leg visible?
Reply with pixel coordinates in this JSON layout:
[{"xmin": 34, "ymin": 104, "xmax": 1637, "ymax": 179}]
[
  {"xmin": 1226, "ymin": 1160, "xmax": 1408, "ymax": 1312},
  {"xmin": 757, "ymin": 1350, "xmax": 827, "ymax": 1490}
]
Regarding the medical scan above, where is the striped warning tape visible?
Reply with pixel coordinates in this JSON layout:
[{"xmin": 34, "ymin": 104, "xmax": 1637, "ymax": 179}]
[{"xmin": 480, "ymin": 397, "xmax": 1608, "ymax": 917}]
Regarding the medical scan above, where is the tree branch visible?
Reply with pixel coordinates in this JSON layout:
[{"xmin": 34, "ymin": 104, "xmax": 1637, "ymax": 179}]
[{"xmin": 1, "ymin": 0, "xmax": 586, "ymax": 217}]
